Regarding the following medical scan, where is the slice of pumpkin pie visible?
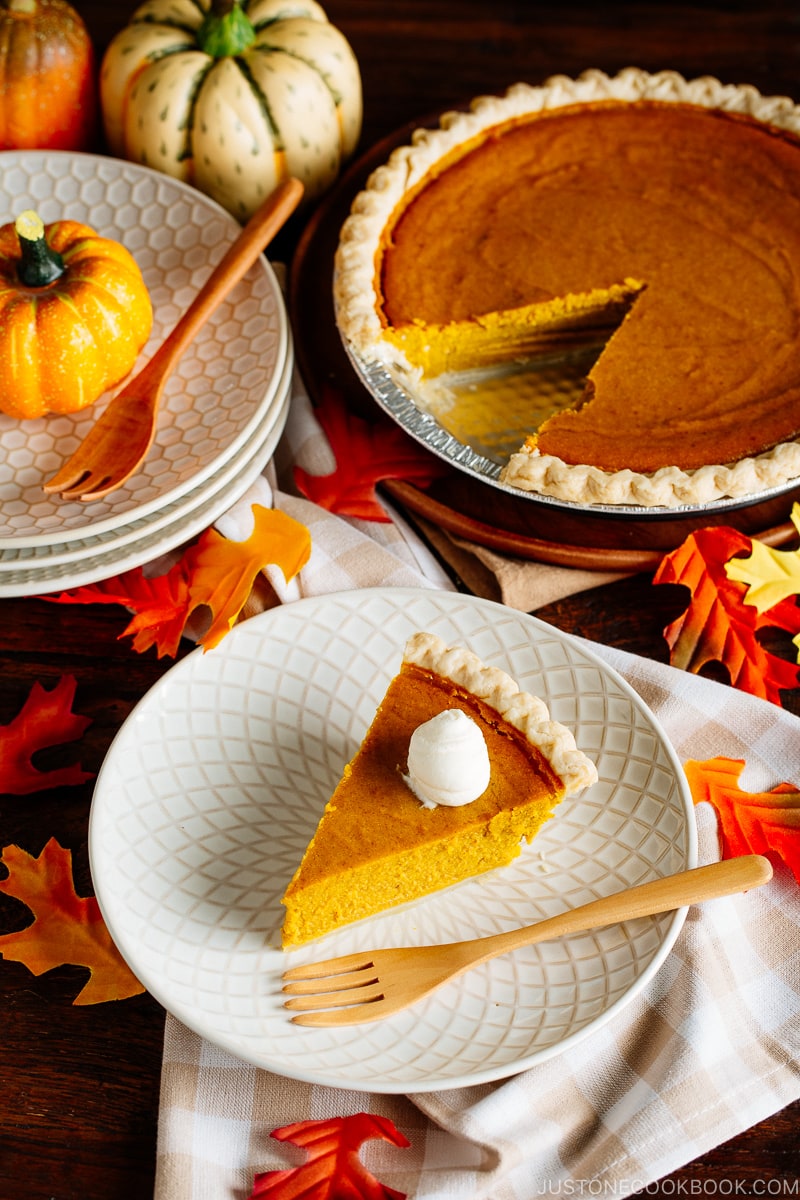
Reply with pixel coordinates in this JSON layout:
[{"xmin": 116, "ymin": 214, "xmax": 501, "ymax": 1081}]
[{"xmin": 280, "ymin": 632, "xmax": 597, "ymax": 947}]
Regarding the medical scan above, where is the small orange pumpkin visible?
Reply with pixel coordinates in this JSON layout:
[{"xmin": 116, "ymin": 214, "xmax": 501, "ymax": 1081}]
[
  {"xmin": 0, "ymin": 211, "xmax": 153, "ymax": 420},
  {"xmin": 0, "ymin": 0, "xmax": 97, "ymax": 151}
]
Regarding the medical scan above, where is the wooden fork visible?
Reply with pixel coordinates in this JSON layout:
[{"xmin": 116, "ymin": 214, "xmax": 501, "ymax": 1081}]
[
  {"xmin": 282, "ymin": 855, "xmax": 772, "ymax": 1026},
  {"xmin": 42, "ymin": 177, "xmax": 303, "ymax": 502}
]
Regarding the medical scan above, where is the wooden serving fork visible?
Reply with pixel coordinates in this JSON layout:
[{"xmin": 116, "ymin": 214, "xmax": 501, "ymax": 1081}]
[
  {"xmin": 43, "ymin": 177, "xmax": 303, "ymax": 502},
  {"xmin": 282, "ymin": 855, "xmax": 773, "ymax": 1027}
]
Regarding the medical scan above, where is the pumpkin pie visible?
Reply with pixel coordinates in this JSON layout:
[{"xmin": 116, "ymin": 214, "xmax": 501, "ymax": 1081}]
[
  {"xmin": 280, "ymin": 631, "xmax": 597, "ymax": 947},
  {"xmin": 334, "ymin": 69, "xmax": 800, "ymax": 508}
]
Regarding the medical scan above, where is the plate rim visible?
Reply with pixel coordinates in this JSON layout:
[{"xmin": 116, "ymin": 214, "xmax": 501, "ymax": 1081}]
[
  {"xmin": 0, "ymin": 376, "xmax": 291, "ymax": 597},
  {"xmin": 88, "ymin": 588, "xmax": 697, "ymax": 1092},
  {"xmin": 0, "ymin": 342, "xmax": 293, "ymax": 573}
]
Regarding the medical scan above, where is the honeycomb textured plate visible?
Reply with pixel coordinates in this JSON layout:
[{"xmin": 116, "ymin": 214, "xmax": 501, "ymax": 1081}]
[
  {"xmin": 0, "ymin": 368, "xmax": 291, "ymax": 597},
  {"xmin": 89, "ymin": 589, "xmax": 695, "ymax": 1093},
  {"xmin": 0, "ymin": 344, "xmax": 292, "ymax": 584},
  {"xmin": 0, "ymin": 150, "xmax": 288, "ymax": 546}
]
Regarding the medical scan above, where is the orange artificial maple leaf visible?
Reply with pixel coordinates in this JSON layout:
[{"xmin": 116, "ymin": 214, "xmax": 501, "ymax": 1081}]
[
  {"xmin": 250, "ymin": 1113, "xmax": 411, "ymax": 1200},
  {"xmin": 44, "ymin": 504, "xmax": 311, "ymax": 657},
  {"xmin": 1, "ymin": 675, "xmax": 93, "ymax": 795},
  {"xmin": 0, "ymin": 838, "xmax": 144, "ymax": 1003},
  {"xmin": 182, "ymin": 506, "xmax": 311, "ymax": 649},
  {"xmin": 684, "ymin": 757, "xmax": 800, "ymax": 884},
  {"xmin": 653, "ymin": 526, "xmax": 800, "ymax": 705},
  {"xmin": 295, "ymin": 384, "xmax": 450, "ymax": 522}
]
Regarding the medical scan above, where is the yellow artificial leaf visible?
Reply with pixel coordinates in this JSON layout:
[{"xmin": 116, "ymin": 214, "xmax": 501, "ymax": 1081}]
[{"xmin": 724, "ymin": 502, "xmax": 800, "ymax": 613}]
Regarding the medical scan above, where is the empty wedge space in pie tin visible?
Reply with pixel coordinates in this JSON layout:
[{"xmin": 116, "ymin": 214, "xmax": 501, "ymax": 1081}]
[{"xmin": 347, "ymin": 346, "xmax": 800, "ymax": 555}]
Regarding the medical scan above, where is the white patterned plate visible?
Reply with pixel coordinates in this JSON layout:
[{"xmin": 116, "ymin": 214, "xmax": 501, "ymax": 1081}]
[
  {"xmin": 0, "ymin": 375, "xmax": 290, "ymax": 597},
  {"xmin": 89, "ymin": 590, "xmax": 695, "ymax": 1092},
  {"xmin": 0, "ymin": 150, "xmax": 288, "ymax": 547},
  {"xmin": 0, "ymin": 344, "xmax": 293, "ymax": 573}
]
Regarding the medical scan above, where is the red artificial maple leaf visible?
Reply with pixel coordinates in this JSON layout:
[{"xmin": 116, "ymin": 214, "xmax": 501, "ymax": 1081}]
[
  {"xmin": 653, "ymin": 526, "xmax": 800, "ymax": 705},
  {"xmin": 295, "ymin": 385, "xmax": 449, "ymax": 522},
  {"xmin": 48, "ymin": 567, "xmax": 192, "ymax": 658},
  {"xmin": 44, "ymin": 505, "xmax": 311, "ymax": 657},
  {"xmin": 1, "ymin": 675, "xmax": 93, "ymax": 795},
  {"xmin": 250, "ymin": 1113, "xmax": 411, "ymax": 1200},
  {"xmin": 0, "ymin": 838, "xmax": 144, "ymax": 1003},
  {"xmin": 684, "ymin": 756, "xmax": 800, "ymax": 883}
]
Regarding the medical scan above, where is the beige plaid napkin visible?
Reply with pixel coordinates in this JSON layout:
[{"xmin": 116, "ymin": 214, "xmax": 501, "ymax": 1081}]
[{"xmin": 154, "ymin": 369, "xmax": 800, "ymax": 1199}]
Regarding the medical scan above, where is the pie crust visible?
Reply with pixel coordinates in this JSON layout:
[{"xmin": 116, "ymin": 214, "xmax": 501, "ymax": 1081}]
[
  {"xmin": 404, "ymin": 632, "xmax": 597, "ymax": 794},
  {"xmin": 334, "ymin": 68, "xmax": 800, "ymax": 508}
]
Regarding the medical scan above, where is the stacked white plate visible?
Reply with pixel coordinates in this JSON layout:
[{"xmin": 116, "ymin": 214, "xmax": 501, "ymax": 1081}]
[{"xmin": 0, "ymin": 152, "xmax": 293, "ymax": 598}]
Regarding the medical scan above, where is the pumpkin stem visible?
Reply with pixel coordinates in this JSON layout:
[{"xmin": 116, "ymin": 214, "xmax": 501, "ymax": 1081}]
[
  {"xmin": 197, "ymin": 0, "xmax": 256, "ymax": 57},
  {"xmin": 15, "ymin": 211, "xmax": 65, "ymax": 287}
]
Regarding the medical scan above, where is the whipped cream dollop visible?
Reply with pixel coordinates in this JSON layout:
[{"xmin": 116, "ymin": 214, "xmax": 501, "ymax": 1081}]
[{"xmin": 403, "ymin": 709, "xmax": 491, "ymax": 808}]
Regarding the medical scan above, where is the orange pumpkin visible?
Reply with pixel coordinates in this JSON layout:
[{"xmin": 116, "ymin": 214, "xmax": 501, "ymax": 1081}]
[
  {"xmin": 0, "ymin": 211, "xmax": 153, "ymax": 420},
  {"xmin": 0, "ymin": 0, "xmax": 97, "ymax": 150}
]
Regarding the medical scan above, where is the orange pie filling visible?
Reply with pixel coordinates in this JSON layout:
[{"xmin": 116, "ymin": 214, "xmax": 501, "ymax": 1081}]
[{"xmin": 377, "ymin": 101, "xmax": 800, "ymax": 475}]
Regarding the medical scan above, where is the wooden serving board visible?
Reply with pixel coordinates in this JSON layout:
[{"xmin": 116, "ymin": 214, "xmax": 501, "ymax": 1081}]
[{"xmin": 288, "ymin": 125, "xmax": 798, "ymax": 570}]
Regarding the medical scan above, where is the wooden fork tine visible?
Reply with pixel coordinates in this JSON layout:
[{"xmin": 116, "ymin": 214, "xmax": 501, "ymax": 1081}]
[
  {"xmin": 43, "ymin": 408, "xmax": 156, "ymax": 499},
  {"xmin": 42, "ymin": 410, "xmax": 124, "ymax": 492},
  {"xmin": 282, "ymin": 967, "xmax": 378, "ymax": 996},
  {"xmin": 50, "ymin": 474, "xmax": 108, "ymax": 500},
  {"xmin": 64, "ymin": 477, "xmax": 118, "ymax": 502},
  {"xmin": 284, "ymin": 982, "xmax": 385, "ymax": 1012},
  {"xmin": 42, "ymin": 473, "xmax": 89, "ymax": 498},
  {"xmin": 289, "ymin": 1006, "xmax": 387, "ymax": 1028},
  {"xmin": 42, "ymin": 458, "xmax": 95, "ymax": 494},
  {"xmin": 44, "ymin": 442, "xmax": 121, "ymax": 498},
  {"xmin": 282, "ymin": 951, "xmax": 378, "ymax": 981}
]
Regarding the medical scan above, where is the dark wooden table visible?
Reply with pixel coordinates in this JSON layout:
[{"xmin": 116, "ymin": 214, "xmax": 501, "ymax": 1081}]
[{"xmin": 1, "ymin": 2, "xmax": 798, "ymax": 1197}]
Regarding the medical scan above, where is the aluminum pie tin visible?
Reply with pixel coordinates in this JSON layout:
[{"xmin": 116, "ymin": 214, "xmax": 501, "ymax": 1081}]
[
  {"xmin": 345, "ymin": 342, "xmax": 800, "ymax": 538},
  {"xmin": 345, "ymin": 343, "xmax": 800, "ymax": 566}
]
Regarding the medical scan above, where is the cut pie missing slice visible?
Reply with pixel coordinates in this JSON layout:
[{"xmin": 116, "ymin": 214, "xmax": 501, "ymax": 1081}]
[
  {"xmin": 334, "ymin": 69, "xmax": 800, "ymax": 507},
  {"xmin": 280, "ymin": 632, "xmax": 597, "ymax": 947}
]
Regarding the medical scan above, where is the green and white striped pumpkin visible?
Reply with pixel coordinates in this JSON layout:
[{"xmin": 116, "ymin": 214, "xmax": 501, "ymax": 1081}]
[{"xmin": 100, "ymin": 0, "xmax": 362, "ymax": 220}]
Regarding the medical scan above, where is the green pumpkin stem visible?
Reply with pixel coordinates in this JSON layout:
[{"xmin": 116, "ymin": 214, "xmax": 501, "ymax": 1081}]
[
  {"xmin": 15, "ymin": 211, "xmax": 64, "ymax": 287},
  {"xmin": 197, "ymin": 0, "xmax": 256, "ymax": 57}
]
